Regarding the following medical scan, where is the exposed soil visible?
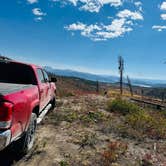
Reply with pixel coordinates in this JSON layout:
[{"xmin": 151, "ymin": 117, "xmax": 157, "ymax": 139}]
[{"xmin": 0, "ymin": 94, "xmax": 166, "ymax": 166}]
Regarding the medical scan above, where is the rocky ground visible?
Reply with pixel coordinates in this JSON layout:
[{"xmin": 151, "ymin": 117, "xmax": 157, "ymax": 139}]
[{"xmin": 1, "ymin": 94, "xmax": 166, "ymax": 166}]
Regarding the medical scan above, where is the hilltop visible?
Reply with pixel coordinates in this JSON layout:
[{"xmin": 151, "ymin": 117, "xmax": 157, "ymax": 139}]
[{"xmin": 0, "ymin": 75, "xmax": 166, "ymax": 166}]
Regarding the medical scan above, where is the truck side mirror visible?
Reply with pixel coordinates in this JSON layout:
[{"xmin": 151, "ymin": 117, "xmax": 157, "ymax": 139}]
[{"xmin": 50, "ymin": 77, "xmax": 57, "ymax": 82}]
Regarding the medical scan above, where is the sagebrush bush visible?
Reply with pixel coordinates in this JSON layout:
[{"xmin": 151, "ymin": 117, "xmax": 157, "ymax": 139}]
[
  {"xmin": 102, "ymin": 141, "xmax": 128, "ymax": 164},
  {"xmin": 107, "ymin": 98, "xmax": 140, "ymax": 115},
  {"xmin": 107, "ymin": 98, "xmax": 166, "ymax": 139},
  {"xmin": 125, "ymin": 110, "xmax": 166, "ymax": 139}
]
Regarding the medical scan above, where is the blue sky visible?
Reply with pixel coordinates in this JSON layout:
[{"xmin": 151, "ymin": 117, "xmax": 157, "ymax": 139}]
[{"xmin": 1, "ymin": 0, "xmax": 166, "ymax": 80}]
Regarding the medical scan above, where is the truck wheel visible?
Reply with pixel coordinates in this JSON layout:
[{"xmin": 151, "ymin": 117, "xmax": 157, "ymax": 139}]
[
  {"xmin": 51, "ymin": 97, "xmax": 56, "ymax": 108},
  {"xmin": 13, "ymin": 113, "xmax": 37, "ymax": 155}
]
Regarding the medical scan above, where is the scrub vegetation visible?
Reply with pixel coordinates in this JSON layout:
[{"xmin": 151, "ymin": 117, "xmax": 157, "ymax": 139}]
[{"xmin": 2, "ymin": 76, "xmax": 166, "ymax": 166}]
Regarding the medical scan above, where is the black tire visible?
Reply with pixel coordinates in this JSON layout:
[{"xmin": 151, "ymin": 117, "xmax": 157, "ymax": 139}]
[
  {"xmin": 12, "ymin": 113, "xmax": 37, "ymax": 155},
  {"xmin": 51, "ymin": 97, "xmax": 56, "ymax": 109}
]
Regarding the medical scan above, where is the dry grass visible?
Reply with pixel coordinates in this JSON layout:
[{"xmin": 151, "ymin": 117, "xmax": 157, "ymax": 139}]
[
  {"xmin": 16, "ymin": 95, "xmax": 166, "ymax": 166},
  {"xmin": 101, "ymin": 141, "xmax": 128, "ymax": 165}
]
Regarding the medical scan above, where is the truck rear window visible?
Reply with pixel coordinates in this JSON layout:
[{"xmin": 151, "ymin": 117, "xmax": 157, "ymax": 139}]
[{"xmin": 0, "ymin": 61, "xmax": 37, "ymax": 85}]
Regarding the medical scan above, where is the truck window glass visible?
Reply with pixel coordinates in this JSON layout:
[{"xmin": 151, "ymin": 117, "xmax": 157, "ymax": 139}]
[
  {"xmin": 0, "ymin": 62, "xmax": 37, "ymax": 85},
  {"xmin": 37, "ymin": 69, "xmax": 45, "ymax": 83},
  {"xmin": 43, "ymin": 71, "xmax": 49, "ymax": 82}
]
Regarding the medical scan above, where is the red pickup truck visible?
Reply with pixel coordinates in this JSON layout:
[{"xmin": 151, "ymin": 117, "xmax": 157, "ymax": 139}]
[{"xmin": 0, "ymin": 57, "xmax": 56, "ymax": 154}]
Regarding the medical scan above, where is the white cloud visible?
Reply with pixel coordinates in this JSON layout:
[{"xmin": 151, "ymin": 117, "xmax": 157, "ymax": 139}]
[
  {"xmin": 160, "ymin": 1, "xmax": 166, "ymax": 10},
  {"xmin": 152, "ymin": 25, "xmax": 166, "ymax": 31},
  {"xmin": 161, "ymin": 13, "xmax": 166, "ymax": 20},
  {"xmin": 27, "ymin": 0, "xmax": 38, "ymax": 4},
  {"xmin": 66, "ymin": 22, "xmax": 87, "ymax": 31},
  {"xmin": 81, "ymin": 0, "xmax": 122, "ymax": 12},
  {"xmin": 32, "ymin": 8, "xmax": 46, "ymax": 21},
  {"xmin": 32, "ymin": 8, "xmax": 46, "ymax": 16},
  {"xmin": 34, "ymin": 17, "xmax": 43, "ymax": 21},
  {"xmin": 117, "ymin": 9, "xmax": 143, "ymax": 20},
  {"xmin": 159, "ymin": 2, "xmax": 166, "ymax": 20},
  {"xmin": 65, "ymin": 14, "xmax": 141, "ymax": 41},
  {"xmin": 53, "ymin": 0, "xmax": 123, "ymax": 12},
  {"xmin": 65, "ymin": 8, "xmax": 144, "ymax": 41},
  {"xmin": 134, "ymin": 1, "xmax": 142, "ymax": 7},
  {"xmin": 154, "ymin": 2, "xmax": 166, "ymax": 30},
  {"xmin": 134, "ymin": 1, "xmax": 143, "ymax": 12},
  {"xmin": 80, "ymin": 1, "xmax": 102, "ymax": 13},
  {"xmin": 69, "ymin": 0, "xmax": 77, "ymax": 6}
]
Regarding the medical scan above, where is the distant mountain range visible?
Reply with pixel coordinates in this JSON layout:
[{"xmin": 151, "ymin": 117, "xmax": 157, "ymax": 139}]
[{"xmin": 44, "ymin": 66, "xmax": 166, "ymax": 88}]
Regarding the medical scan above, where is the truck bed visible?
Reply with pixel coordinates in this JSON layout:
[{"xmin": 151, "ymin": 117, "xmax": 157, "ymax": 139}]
[{"xmin": 0, "ymin": 83, "xmax": 35, "ymax": 95}]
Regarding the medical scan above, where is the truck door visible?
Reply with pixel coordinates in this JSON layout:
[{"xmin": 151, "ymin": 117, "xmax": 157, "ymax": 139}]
[
  {"xmin": 43, "ymin": 70, "xmax": 51, "ymax": 105},
  {"xmin": 36, "ymin": 69, "xmax": 48, "ymax": 111}
]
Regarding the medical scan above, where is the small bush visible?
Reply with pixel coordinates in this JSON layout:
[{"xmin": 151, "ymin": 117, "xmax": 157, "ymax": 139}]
[
  {"xmin": 60, "ymin": 161, "xmax": 69, "ymax": 166},
  {"xmin": 107, "ymin": 98, "xmax": 140, "ymax": 115},
  {"xmin": 64, "ymin": 112, "xmax": 78, "ymax": 123},
  {"xmin": 79, "ymin": 133, "xmax": 97, "ymax": 149},
  {"xmin": 102, "ymin": 141, "xmax": 128, "ymax": 164},
  {"xmin": 80, "ymin": 111, "xmax": 106, "ymax": 124},
  {"xmin": 125, "ymin": 110, "xmax": 166, "ymax": 139}
]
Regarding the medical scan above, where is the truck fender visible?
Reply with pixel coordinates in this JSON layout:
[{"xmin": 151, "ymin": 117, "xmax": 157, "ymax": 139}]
[{"xmin": 25, "ymin": 99, "xmax": 39, "ymax": 131}]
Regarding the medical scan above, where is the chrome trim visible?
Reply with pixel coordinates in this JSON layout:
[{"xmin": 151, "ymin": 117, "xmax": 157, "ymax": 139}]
[{"xmin": 37, "ymin": 103, "xmax": 52, "ymax": 124}]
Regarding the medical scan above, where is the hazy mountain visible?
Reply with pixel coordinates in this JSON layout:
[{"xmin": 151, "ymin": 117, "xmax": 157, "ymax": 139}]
[{"xmin": 44, "ymin": 66, "xmax": 166, "ymax": 88}]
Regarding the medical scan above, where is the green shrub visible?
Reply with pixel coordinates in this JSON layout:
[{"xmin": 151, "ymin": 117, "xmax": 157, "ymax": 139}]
[
  {"xmin": 126, "ymin": 110, "xmax": 153, "ymax": 127},
  {"xmin": 60, "ymin": 161, "xmax": 69, "ymax": 166},
  {"xmin": 125, "ymin": 110, "xmax": 166, "ymax": 139},
  {"xmin": 107, "ymin": 98, "xmax": 166, "ymax": 139},
  {"xmin": 107, "ymin": 98, "xmax": 140, "ymax": 115},
  {"xmin": 79, "ymin": 133, "xmax": 97, "ymax": 149}
]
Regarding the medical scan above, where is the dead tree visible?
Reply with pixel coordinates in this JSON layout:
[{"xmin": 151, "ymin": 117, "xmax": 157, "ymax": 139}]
[
  {"xmin": 161, "ymin": 92, "xmax": 165, "ymax": 103},
  {"xmin": 96, "ymin": 80, "xmax": 99, "ymax": 93},
  {"xmin": 118, "ymin": 56, "xmax": 124, "ymax": 95},
  {"xmin": 141, "ymin": 89, "xmax": 144, "ymax": 99},
  {"xmin": 127, "ymin": 76, "xmax": 133, "ymax": 96}
]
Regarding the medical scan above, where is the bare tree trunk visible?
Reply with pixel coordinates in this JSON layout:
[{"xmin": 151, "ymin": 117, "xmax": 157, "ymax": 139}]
[
  {"xmin": 127, "ymin": 76, "xmax": 133, "ymax": 96},
  {"xmin": 118, "ymin": 56, "xmax": 124, "ymax": 96}
]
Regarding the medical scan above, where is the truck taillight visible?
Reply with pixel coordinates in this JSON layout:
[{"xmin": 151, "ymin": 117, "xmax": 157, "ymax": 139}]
[{"xmin": 0, "ymin": 102, "xmax": 13, "ymax": 129}]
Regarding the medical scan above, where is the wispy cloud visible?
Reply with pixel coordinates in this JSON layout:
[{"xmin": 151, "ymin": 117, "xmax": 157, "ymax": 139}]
[
  {"xmin": 117, "ymin": 9, "xmax": 143, "ymax": 20},
  {"xmin": 53, "ymin": 0, "xmax": 123, "ymax": 12},
  {"xmin": 27, "ymin": 0, "xmax": 38, "ymax": 4},
  {"xmin": 34, "ymin": 17, "xmax": 43, "ymax": 21},
  {"xmin": 65, "ymin": 9, "xmax": 143, "ymax": 41},
  {"xmin": 160, "ymin": 2, "xmax": 166, "ymax": 20},
  {"xmin": 152, "ymin": 1, "xmax": 166, "ymax": 31},
  {"xmin": 161, "ymin": 13, "xmax": 166, "ymax": 20},
  {"xmin": 160, "ymin": 1, "xmax": 166, "ymax": 10},
  {"xmin": 152, "ymin": 25, "xmax": 166, "ymax": 31},
  {"xmin": 134, "ymin": 1, "xmax": 143, "ymax": 12},
  {"xmin": 60, "ymin": 0, "xmax": 143, "ymax": 41},
  {"xmin": 32, "ymin": 8, "xmax": 46, "ymax": 16},
  {"xmin": 25, "ymin": 0, "xmax": 144, "ymax": 38},
  {"xmin": 32, "ymin": 8, "xmax": 46, "ymax": 21}
]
